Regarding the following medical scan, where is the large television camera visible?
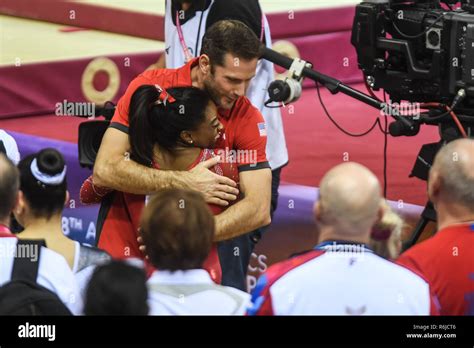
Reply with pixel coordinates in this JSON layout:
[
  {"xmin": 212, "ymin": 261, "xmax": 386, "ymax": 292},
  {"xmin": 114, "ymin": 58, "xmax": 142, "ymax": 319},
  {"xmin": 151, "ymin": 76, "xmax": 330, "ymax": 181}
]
[
  {"xmin": 351, "ymin": 0, "xmax": 474, "ymax": 134},
  {"xmin": 351, "ymin": 1, "xmax": 474, "ymax": 247}
]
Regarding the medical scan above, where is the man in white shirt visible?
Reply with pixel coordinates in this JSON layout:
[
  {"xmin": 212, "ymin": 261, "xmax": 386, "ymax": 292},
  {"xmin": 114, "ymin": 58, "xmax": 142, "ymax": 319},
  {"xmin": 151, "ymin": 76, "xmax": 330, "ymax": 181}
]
[
  {"xmin": 141, "ymin": 189, "xmax": 250, "ymax": 315},
  {"xmin": 0, "ymin": 154, "xmax": 82, "ymax": 315},
  {"xmin": 249, "ymin": 162, "xmax": 440, "ymax": 315}
]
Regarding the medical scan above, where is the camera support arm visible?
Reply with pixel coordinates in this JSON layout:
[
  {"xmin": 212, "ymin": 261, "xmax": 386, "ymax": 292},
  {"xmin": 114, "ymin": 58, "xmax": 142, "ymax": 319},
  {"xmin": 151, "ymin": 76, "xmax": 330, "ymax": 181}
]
[{"xmin": 262, "ymin": 46, "xmax": 416, "ymax": 131}]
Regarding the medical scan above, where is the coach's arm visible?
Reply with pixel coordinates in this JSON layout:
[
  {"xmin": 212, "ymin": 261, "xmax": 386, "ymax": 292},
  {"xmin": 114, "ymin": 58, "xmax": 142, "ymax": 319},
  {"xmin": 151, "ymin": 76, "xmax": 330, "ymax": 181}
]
[
  {"xmin": 214, "ymin": 167, "xmax": 272, "ymax": 241},
  {"xmin": 93, "ymin": 127, "xmax": 238, "ymax": 206}
]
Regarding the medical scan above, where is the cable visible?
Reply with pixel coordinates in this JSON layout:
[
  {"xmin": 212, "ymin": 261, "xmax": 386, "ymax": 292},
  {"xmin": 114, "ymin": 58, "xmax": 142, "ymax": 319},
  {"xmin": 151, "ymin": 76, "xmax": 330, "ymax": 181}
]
[
  {"xmin": 420, "ymin": 102, "xmax": 468, "ymax": 137},
  {"xmin": 392, "ymin": 12, "xmax": 446, "ymax": 39},
  {"xmin": 317, "ymin": 80, "xmax": 389, "ymax": 196},
  {"xmin": 315, "ymin": 81, "xmax": 466, "ymax": 198},
  {"xmin": 448, "ymin": 108, "xmax": 468, "ymax": 137},
  {"xmin": 315, "ymin": 82, "xmax": 381, "ymax": 137},
  {"xmin": 363, "ymin": 75, "xmax": 383, "ymax": 103},
  {"xmin": 264, "ymin": 101, "xmax": 296, "ymax": 109}
]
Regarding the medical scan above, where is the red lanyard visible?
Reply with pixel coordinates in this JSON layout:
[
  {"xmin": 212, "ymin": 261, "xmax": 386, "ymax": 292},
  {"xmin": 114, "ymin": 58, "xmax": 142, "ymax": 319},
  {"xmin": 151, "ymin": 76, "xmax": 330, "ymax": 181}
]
[
  {"xmin": 176, "ymin": 10, "xmax": 194, "ymax": 63},
  {"xmin": 0, "ymin": 223, "xmax": 14, "ymax": 237},
  {"xmin": 176, "ymin": 10, "xmax": 265, "ymax": 63}
]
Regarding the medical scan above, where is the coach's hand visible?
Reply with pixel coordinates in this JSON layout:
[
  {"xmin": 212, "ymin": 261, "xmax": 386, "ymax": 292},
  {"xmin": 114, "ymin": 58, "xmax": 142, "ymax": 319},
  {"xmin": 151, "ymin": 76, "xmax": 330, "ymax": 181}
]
[{"xmin": 188, "ymin": 156, "xmax": 239, "ymax": 206}]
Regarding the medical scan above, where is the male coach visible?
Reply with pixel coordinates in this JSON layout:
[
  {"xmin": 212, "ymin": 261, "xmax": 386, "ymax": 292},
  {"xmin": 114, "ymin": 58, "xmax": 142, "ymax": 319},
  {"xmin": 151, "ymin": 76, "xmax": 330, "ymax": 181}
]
[
  {"xmin": 153, "ymin": 0, "xmax": 288, "ymax": 290},
  {"xmin": 93, "ymin": 20, "xmax": 272, "ymax": 289}
]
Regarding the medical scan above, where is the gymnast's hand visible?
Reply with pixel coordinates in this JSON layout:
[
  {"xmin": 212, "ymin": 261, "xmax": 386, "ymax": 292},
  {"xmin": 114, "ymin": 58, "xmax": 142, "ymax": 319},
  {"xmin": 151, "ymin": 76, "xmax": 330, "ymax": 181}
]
[
  {"xmin": 137, "ymin": 235, "xmax": 148, "ymax": 259},
  {"xmin": 188, "ymin": 156, "xmax": 239, "ymax": 207}
]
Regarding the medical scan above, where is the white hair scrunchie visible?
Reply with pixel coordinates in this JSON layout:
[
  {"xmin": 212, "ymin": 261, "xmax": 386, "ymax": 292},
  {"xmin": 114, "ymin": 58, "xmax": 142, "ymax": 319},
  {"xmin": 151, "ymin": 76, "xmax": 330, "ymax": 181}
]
[{"xmin": 30, "ymin": 158, "xmax": 67, "ymax": 185}]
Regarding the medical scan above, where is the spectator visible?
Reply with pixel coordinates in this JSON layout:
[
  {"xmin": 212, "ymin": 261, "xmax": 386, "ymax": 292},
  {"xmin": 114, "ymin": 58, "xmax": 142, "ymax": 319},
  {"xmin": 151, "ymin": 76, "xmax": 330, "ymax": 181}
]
[
  {"xmin": 249, "ymin": 162, "xmax": 439, "ymax": 315},
  {"xmin": 84, "ymin": 259, "xmax": 149, "ymax": 315},
  {"xmin": 370, "ymin": 200, "xmax": 404, "ymax": 260},
  {"xmin": 0, "ymin": 153, "xmax": 81, "ymax": 314},
  {"xmin": 141, "ymin": 189, "xmax": 250, "ymax": 315},
  {"xmin": 397, "ymin": 138, "xmax": 474, "ymax": 315},
  {"xmin": 14, "ymin": 148, "xmax": 110, "ymax": 296}
]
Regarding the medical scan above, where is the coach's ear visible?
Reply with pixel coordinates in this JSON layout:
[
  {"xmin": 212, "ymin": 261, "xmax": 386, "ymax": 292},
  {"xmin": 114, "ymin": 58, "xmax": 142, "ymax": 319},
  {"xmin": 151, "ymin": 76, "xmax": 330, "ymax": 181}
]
[
  {"xmin": 427, "ymin": 169, "xmax": 441, "ymax": 205},
  {"xmin": 199, "ymin": 55, "xmax": 211, "ymax": 75}
]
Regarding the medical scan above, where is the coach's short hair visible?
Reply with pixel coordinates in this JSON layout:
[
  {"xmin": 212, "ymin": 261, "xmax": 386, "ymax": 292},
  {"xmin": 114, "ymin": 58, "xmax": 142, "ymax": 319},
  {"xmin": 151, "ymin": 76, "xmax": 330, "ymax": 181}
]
[
  {"xmin": 431, "ymin": 138, "xmax": 474, "ymax": 210},
  {"xmin": 140, "ymin": 189, "xmax": 215, "ymax": 271},
  {"xmin": 200, "ymin": 20, "xmax": 263, "ymax": 72},
  {"xmin": 0, "ymin": 153, "xmax": 19, "ymax": 221}
]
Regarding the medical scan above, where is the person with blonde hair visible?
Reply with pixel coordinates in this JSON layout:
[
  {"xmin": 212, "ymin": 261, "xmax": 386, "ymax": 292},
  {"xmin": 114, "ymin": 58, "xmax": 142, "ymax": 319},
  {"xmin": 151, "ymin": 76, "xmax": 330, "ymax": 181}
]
[{"xmin": 370, "ymin": 200, "xmax": 404, "ymax": 260}]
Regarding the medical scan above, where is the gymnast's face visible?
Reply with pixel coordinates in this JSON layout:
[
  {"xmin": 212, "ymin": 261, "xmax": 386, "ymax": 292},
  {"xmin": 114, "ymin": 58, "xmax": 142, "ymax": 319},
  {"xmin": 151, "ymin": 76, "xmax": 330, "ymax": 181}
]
[
  {"xmin": 181, "ymin": 101, "xmax": 223, "ymax": 148},
  {"xmin": 202, "ymin": 53, "xmax": 257, "ymax": 110}
]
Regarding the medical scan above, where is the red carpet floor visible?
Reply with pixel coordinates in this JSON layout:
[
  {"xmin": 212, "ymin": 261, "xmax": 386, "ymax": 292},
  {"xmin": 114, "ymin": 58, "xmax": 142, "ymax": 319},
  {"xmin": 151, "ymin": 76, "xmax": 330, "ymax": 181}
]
[{"xmin": 2, "ymin": 83, "xmax": 440, "ymax": 206}]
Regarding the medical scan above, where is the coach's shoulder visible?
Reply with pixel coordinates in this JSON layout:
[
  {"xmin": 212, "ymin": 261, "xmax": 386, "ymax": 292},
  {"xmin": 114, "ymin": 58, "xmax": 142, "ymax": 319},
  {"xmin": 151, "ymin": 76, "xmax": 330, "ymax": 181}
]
[{"xmin": 233, "ymin": 96, "xmax": 261, "ymax": 117}]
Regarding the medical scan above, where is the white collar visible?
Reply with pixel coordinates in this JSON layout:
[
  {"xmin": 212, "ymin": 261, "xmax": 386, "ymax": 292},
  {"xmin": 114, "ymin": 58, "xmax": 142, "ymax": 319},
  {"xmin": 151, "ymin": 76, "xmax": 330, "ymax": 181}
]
[{"xmin": 148, "ymin": 269, "xmax": 212, "ymax": 284}]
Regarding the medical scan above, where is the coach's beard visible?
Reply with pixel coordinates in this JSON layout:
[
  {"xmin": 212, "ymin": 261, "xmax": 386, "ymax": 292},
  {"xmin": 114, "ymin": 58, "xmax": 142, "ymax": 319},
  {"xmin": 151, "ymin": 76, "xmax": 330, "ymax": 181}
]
[{"xmin": 203, "ymin": 77, "xmax": 235, "ymax": 110}]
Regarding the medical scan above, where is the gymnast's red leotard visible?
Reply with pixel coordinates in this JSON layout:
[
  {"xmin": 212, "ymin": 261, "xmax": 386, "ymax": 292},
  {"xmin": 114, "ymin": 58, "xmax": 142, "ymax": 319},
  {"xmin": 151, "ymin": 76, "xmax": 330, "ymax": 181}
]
[{"xmin": 80, "ymin": 149, "xmax": 239, "ymax": 283}]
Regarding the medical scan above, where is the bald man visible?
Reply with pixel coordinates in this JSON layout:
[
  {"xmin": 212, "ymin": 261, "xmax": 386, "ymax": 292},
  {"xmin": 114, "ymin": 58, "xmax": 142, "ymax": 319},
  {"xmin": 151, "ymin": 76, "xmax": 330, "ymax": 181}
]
[
  {"xmin": 398, "ymin": 138, "xmax": 474, "ymax": 315},
  {"xmin": 316, "ymin": 162, "xmax": 382, "ymax": 243},
  {"xmin": 248, "ymin": 162, "xmax": 439, "ymax": 315}
]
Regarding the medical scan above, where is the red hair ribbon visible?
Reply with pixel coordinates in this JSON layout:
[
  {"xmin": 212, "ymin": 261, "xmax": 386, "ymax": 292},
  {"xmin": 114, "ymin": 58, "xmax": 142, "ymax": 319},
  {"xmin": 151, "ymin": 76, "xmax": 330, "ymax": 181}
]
[{"xmin": 154, "ymin": 84, "xmax": 176, "ymax": 106}]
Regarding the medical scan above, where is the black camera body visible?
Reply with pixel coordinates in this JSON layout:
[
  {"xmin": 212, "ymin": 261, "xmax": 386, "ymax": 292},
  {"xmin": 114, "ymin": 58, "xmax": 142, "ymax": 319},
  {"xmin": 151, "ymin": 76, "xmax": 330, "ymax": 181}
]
[{"xmin": 352, "ymin": 0, "xmax": 474, "ymax": 115}]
